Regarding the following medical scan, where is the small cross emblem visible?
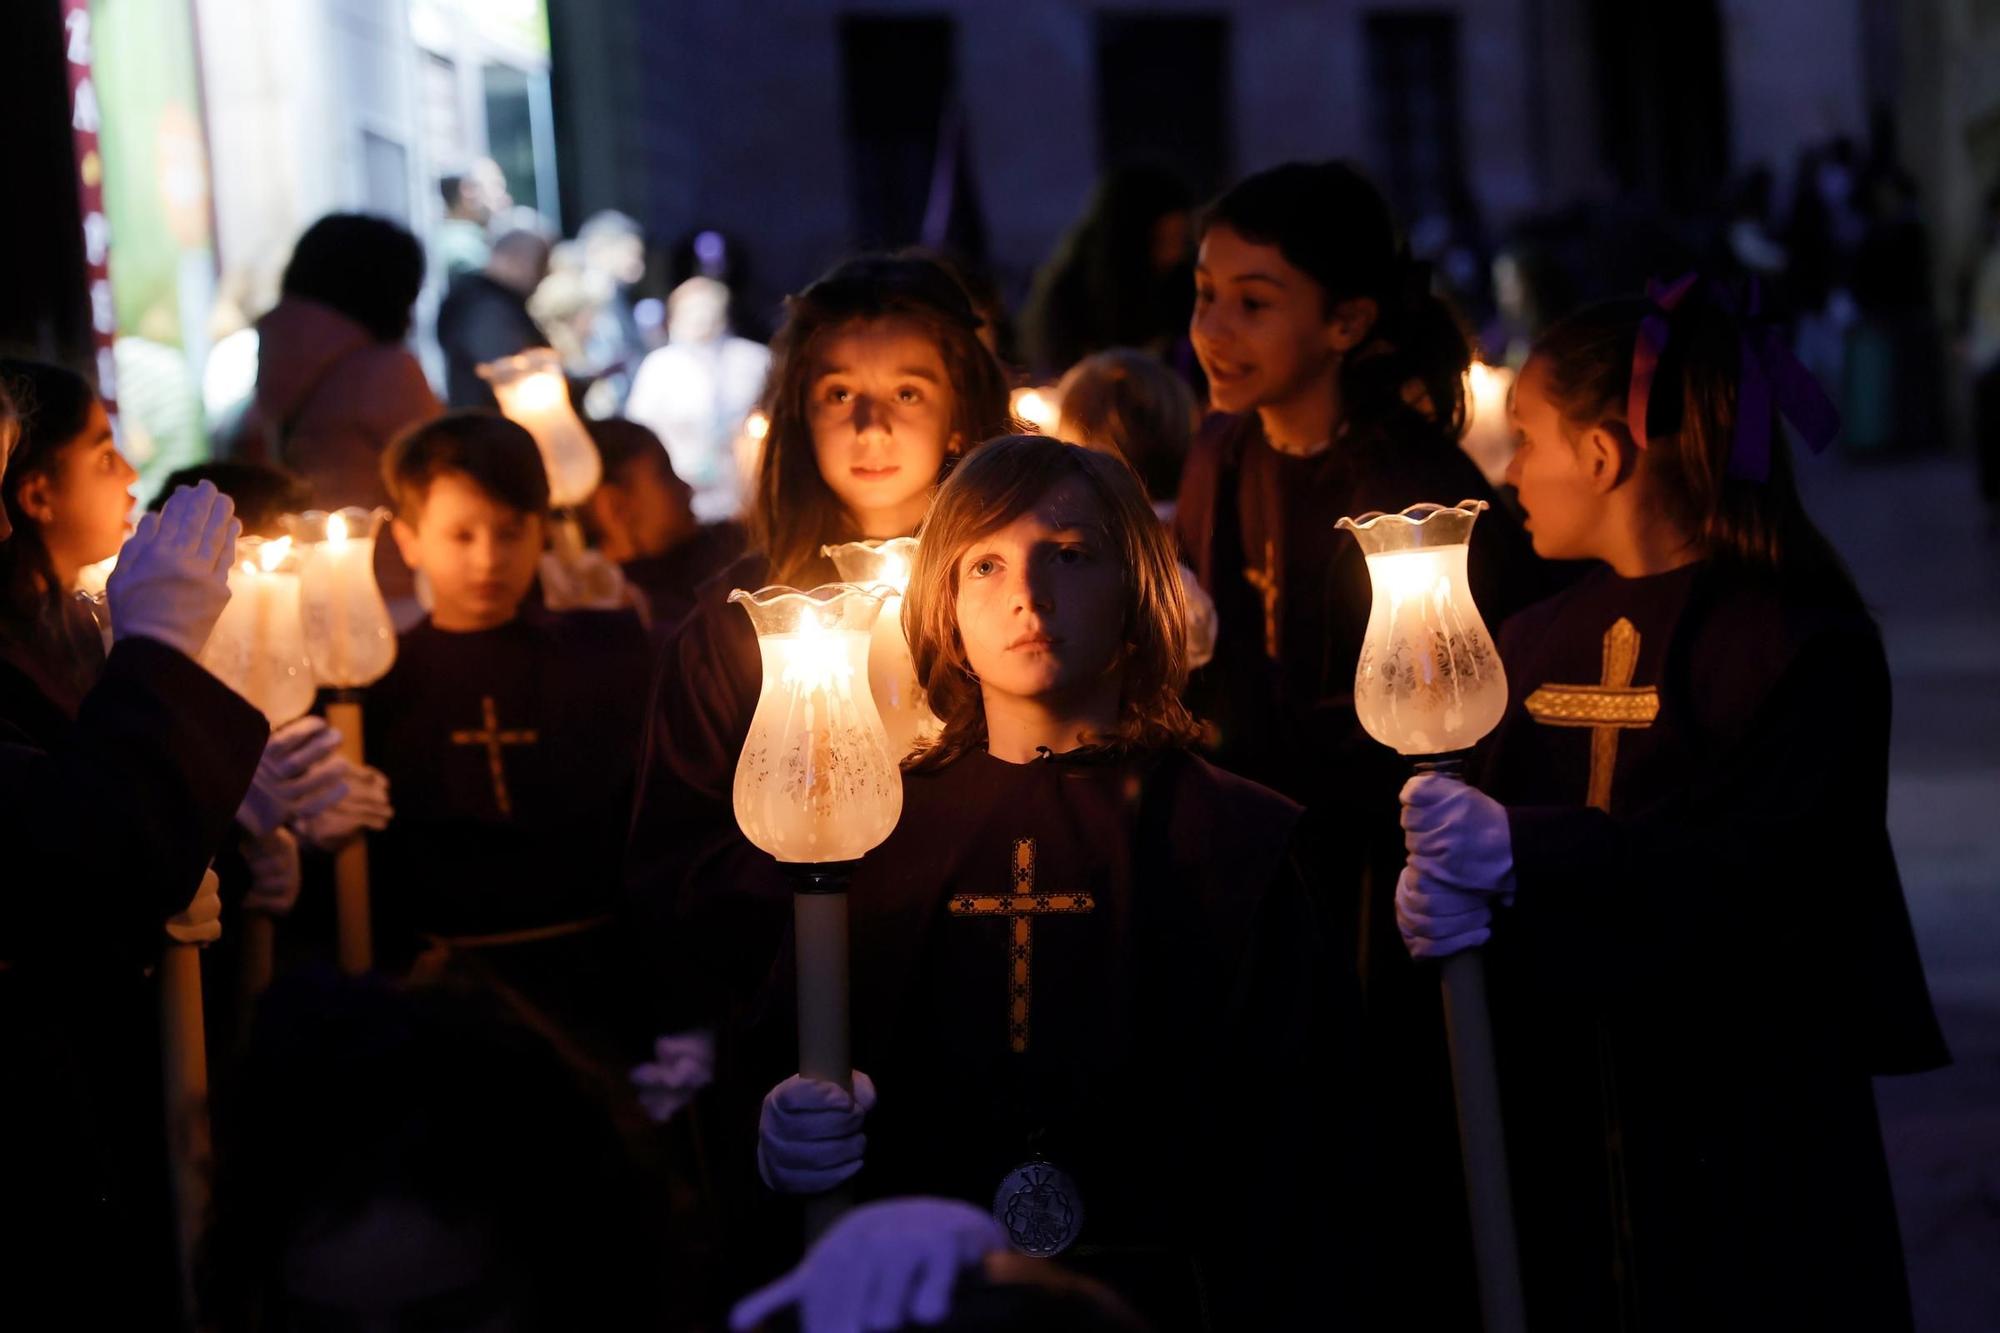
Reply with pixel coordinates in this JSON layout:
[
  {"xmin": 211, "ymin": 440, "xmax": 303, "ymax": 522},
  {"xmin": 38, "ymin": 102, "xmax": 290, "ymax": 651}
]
[
  {"xmin": 1523, "ymin": 618, "xmax": 1659, "ymax": 811},
  {"xmin": 449, "ymin": 695, "xmax": 539, "ymax": 817},
  {"xmin": 949, "ymin": 837, "xmax": 1095, "ymax": 1053}
]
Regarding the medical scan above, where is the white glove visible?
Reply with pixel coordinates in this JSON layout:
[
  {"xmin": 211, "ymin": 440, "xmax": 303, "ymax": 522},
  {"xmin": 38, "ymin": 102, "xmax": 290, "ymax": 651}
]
[
  {"xmin": 237, "ymin": 717, "xmax": 349, "ymax": 837},
  {"xmin": 1395, "ymin": 864, "xmax": 1494, "ymax": 959},
  {"xmin": 629, "ymin": 1030, "xmax": 716, "ymax": 1124},
  {"xmin": 1401, "ymin": 773, "xmax": 1517, "ymax": 896},
  {"xmin": 165, "ymin": 868, "xmax": 223, "ymax": 946},
  {"xmin": 730, "ymin": 1197, "xmax": 1005, "ymax": 1333},
  {"xmin": 538, "ymin": 549, "xmax": 630, "ymax": 611},
  {"xmin": 292, "ymin": 761, "xmax": 393, "ymax": 851},
  {"xmin": 242, "ymin": 827, "xmax": 302, "ymax": 917},
  {"xmin": 757, "ymin": 1071, "xmax": 878, "ymax": 1195},
  {"xmin": 108, "ymin": 481, "xmax": 239, "ymax": 660}
]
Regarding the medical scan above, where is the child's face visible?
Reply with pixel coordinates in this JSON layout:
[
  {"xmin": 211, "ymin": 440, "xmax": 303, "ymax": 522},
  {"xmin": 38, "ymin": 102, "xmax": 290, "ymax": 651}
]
[
  {"xmin": 1505, "ymin": 357, "xmax": 1607, "ymax": 561},
  {"xmin": 808, "ymin": 317, "xmax": 960, "ymax": 537},
  {"xmin": 1191, "ymin": 224, "xmax": 1345, "ymax": 415},
  {"xmin": 596, "ymin": 454, "xmax": 694, "ymax": 560},
  {"xmin": 18, "ymin": 401, "xmax": 138, "ymax": 578},
  {"xmin": 393, "ymin": 473, "xmax": 544, "ymax": 631},
  {"xmin": 954, "ymin": 475, "xmax": 1126, "ymax": 711}
]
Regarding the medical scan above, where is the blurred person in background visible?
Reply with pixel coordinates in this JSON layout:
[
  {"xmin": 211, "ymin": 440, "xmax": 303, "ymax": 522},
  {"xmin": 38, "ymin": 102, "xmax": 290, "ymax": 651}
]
[
  {"xmin": 437, "ymin": 216, "xmax": 554, "ymax": 409},
  {"xmin": 432, "ymin": 157, "xmax": 510, "ymax": 284},
  {"xmin": 624, "ymin": 275, "xmax": 770, "ymax": 522}
]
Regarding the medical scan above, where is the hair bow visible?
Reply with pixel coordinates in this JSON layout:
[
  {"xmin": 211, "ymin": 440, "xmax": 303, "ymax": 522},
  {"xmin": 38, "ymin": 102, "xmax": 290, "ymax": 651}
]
[{"xmin": 1626, "ymin": 273, "xmax": 1841, "ymax": 482}]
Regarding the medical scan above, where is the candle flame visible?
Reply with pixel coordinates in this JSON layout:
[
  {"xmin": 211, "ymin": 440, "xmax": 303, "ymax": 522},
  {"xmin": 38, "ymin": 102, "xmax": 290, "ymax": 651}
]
[
  {"xmin": 745, "ymin": 410, "xmax": 770, "ymax": 442},
  {"xmin": 1011, "ymin": 387, "xmax": 1060, "ymax": 433},
  {"xmin": 326, "ymin": 512, "xmax": 348, "ymax": 546},
  {"xmin": 259, "ymin": 535, "xmax": 293, "ymax": 572},
  {"xmin": 780, "ymin": 608, "xmax": 854, "ymax": 695},
  {"xmin": 511, "ymin": 370, "xmax": 567, "ymax": 414},
  {"xmin": 878, "ymin": 552, "xmax": 909, "ymax": 592}
]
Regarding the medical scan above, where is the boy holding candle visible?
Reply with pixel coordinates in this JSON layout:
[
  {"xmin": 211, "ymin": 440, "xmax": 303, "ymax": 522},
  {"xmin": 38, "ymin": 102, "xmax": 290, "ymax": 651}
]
[
  {"xmin": 749, "ymin": 435, "xmax": 1368, "ymax": 1330},
  {"xmin": 367, "ymin": 411, "xmax": 651, "ymax": 1045}
]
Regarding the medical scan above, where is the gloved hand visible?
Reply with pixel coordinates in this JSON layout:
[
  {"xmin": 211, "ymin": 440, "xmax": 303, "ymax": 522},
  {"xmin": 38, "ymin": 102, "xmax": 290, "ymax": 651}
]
[
  {"xmin": 165, "ymin": 868, "xmax": 223, "ymax": 946},
  {"xmin": 629, "ymin": 1030, "xmax": 716, "ymax": 1124},
  {"xmin": 729, "ymin": 1197, "xmax": 1005, "ymax": 1333},
  {"xmin": 108, "ymin": 481, "xmax": 239, "ymax": 660},
  {"xmin": 1179, "ymin": 561, "xmax": 1219, "ymax": 669},
  {"xmin": 242, "ymin": 827, "xmax": 302, "ymax": 917},
  {"xmin": 538, "ymin": 549, "xmax": 630, "ymax": 611},
  {"xmin": 292, "ymin": 761, "xmax": 393, "ymax": 850},
  {"xmin": 237, "ymin": 716, "xmax": 349, "ymax": 837},
  {"xmin": 1401, "ymin": 773, "xmax": 1516, "ymax": 896},
  {"xmin": 757, "ymin": 1071, "xmax": 878, "ymax": 1195},
  {"xmin": 1395, "ymin": 864, "xmax": 1496, "ymax": 959}
]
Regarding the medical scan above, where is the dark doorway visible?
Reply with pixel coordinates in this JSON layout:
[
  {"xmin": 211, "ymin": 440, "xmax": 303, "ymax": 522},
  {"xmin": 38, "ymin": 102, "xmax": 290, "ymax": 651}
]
[
  {"xmin": 1095, "ymin": 14, "xmax": 1231, "ymax": 198},
  {"xmin": 1589, "ymin": 0, "xmax": 1731, "ymax": 211},
  {"xmin": 1363, "ymin": 11, "xmax": 1468, "ymax": 222},
  {"xmin": 840, "ymin": 16, "xmax": 956, "ymax": 251}
]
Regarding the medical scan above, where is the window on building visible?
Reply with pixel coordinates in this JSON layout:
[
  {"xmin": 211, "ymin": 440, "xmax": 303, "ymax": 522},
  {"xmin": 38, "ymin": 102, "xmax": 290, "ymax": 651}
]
[
  {"xmin": 1363, "ymin": 12, "xmax": 1467, "ymax": 222},
  {"xmin": 839, "ymin": 16, "xmax": 956, "ymax": 251},
  {"xmin": 1094, "ymin": 13, "xmax": 1231, "ymax": 196}
]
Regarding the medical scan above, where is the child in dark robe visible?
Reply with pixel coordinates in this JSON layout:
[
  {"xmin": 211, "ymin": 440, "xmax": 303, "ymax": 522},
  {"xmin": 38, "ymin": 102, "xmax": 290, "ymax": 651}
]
[
  {"xmin": 752, "ymin": 436, "xmax": 1365, "ymax": 1331},
  {"xmin": 581, "ymin": 414, "xmax": 746, "ymax": 639},
  {"xmin": 367, "ymin": 412, "xmax": 650, "ymax": 1049},
  {"xmin": 624, "ymin": 255, "xmax": 1015, "ymax": 1043},
  {"xmin": 0, "ymin": 365, "xmax": 268, "ymax": 1323},
  {"xmin": 1173, "ymin": 161, "xmax": 1553, "ymax": 1321},
  {"xmin": 1396, "ymin": 283, "xmax": 1949, "ymax": 1330}
]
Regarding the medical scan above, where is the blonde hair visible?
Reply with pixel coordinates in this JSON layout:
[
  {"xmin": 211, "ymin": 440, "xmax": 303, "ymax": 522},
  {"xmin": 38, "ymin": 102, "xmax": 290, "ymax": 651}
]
[{"xmin": 903, "ymin": 434, "xmax": 1201, "ymax": 770}]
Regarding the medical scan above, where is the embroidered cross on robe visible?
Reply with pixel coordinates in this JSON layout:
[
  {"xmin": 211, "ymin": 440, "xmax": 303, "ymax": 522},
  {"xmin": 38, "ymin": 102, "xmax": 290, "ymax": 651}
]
[
  {"xmin": 450, "ymin": 694, "xmax": 538, "ymax": 817},
  {"xmin": 949, "ymin": 836, "xmax": 1095, "ymax": 1053},
  {"xmin": 1523, "ymin": 617, "xmax": 1659, "ymax": 810}
]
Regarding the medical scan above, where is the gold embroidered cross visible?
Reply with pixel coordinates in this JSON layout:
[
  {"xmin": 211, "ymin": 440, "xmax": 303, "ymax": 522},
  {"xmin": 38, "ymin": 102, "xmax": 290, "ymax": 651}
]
[
  {"xmin": 1523, "ymin": 617, "xmax": 1659, "ymax": 811},
  {"xmin": 949, "ymin": 837, "xmax": 1095, "ymax": 1053},
  {"xmin": 449, "ymin": 695, "xmax": 538, "ymax": 817},
  {"xmin": 1242, "ymin": 538, "xmax": 1281, "ymax": 659}
]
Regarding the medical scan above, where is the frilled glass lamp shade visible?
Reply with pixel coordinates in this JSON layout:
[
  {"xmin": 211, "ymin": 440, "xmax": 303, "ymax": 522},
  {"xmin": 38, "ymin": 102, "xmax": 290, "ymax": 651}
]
[
  {"xmin": 1461, "ymin": 361, "xmax": 1517, "ymax": 487},
  {"xmin": 730, "ymin": 584, "xmax": 904, "ymax": 864},
  {"xmin": 479, "ymin": 348, "xmax": 603, "ymax": 508},
  {"xmin": 822, "ymin": 538, "xmax": 940, "ymax": 759},
  {"xmin": 292, "ymin": 508, "xmax": 398, "ymax": 689},
  {"xmin": 1337, "ymin": 500, "xmax": 1508, "ymax": 757},
  {"xmin": 198, "ymin": 535, "xmax": 317, "ymax": 726}
]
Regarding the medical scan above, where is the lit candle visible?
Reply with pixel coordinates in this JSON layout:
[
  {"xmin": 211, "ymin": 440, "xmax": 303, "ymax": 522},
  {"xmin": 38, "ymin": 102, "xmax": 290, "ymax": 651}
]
[
  {"xmin": 197, "ymin": 535, "xmax": 316, "ymax": 727},
  {"xmin": 823, "ymin": 537, "xmax": 939, "ymax": 759},
  {"xmin": 1461, "ymin": 361, "xmax": 1517, "ymax": 487},
  {"xmin": 480, "ymin": 347, "xmax": 603, "ymax": 508},
  {"xmin": 295, "ymin": 507, "xmax": 399, "ymax": 975},
  {"xmin": 1010, "ymin": 385, "xmax": 1061, "ymax": 434},
  {"xmin": 729, "ymin": 585, "xmax": 903, "ymax": 863}
]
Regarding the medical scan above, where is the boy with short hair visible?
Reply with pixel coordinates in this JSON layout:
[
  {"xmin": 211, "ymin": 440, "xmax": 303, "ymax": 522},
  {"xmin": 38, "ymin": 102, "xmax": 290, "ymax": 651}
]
[{"xmin": 368, "ymin": 411, "xmax": 650, "ymax": 1035}]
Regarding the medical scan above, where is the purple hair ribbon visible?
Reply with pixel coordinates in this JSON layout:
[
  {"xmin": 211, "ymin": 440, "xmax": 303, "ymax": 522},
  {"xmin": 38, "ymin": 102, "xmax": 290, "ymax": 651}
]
[
  {"xmin": 1625, "ymin": 272, "xmax": 1698, "ymax": 453},
  {"xmin": 1722, "ymin": 281, "xmax": 1840, "ymax": 481},
  {"xmin": 1625, "ymin": 273, "xmax": 1841, "ymax": 481}
]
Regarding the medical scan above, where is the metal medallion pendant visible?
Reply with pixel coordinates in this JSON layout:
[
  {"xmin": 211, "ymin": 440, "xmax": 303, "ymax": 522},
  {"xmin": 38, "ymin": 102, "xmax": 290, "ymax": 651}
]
[{"xmin": 993, "ymin": 1157, "xmax": 1085, "ymax": 1257}]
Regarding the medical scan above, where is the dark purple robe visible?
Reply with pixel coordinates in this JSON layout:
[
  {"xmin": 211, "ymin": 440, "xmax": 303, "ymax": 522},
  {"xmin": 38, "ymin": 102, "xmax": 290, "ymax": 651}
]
[{"xmin": 1479, "ymin": 561, "xmax": 1947, "ymax": 1331}]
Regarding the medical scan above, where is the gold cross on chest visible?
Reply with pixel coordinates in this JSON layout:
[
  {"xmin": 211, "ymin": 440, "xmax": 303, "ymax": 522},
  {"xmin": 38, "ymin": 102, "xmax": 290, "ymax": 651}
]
[
  {"xmin": 1523, "ymin": 617, "xmax": 1660, "ymax": 811},
  {"xmin": 1242, "ymin": 538, "xmax": 1282, "ymax": 660},
  {"xmin": 949, "ymin": 837, "xmax": 1096, "ymax": 1053},
  {"xmin": 449, "ymin": 695, "xmax": 539, "ymax": 817}
]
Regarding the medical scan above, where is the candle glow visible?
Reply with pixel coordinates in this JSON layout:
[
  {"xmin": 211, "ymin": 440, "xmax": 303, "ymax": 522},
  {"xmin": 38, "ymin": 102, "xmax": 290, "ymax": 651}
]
[{"xmin": 823, "ymin": 538, "xmax": 939, "ymax": 759}]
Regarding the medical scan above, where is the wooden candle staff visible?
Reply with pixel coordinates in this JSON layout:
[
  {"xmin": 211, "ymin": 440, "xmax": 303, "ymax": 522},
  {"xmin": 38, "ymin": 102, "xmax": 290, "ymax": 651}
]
[{"xmin": 295, "ymin": 508, "xmax": 399, "ymax": 974}]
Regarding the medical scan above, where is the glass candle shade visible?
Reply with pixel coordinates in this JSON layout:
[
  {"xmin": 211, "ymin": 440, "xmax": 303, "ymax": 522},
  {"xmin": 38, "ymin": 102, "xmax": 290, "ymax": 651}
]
[
  {"xmin": 294, "ymin": 508, "xmax": 398, "ymax": 689},
  {"xmin": 822, "ymin": 538, "xmax": 940, "ymax": 759},
  {"xmin": 479, "ymin": 347, "xmax": 603, "ymax": 507},
  {"xmin": 1010, "ymin": 385, "xmax": 1060, "ymax": 434},
  {"xmin": 730, "ymin": 584, "xmax": 903, "ymax": 864},
  {"xmin": 1336, "ymin": 500, "xmax": 1508, "ymax": 756},
  {"xmin": 198, "ymin": 535, "xmax": 317, "ymax": 726}
]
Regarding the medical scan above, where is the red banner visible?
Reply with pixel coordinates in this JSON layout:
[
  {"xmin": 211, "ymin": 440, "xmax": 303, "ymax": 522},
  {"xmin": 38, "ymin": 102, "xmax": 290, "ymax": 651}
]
[{"xmin": 61, "ymin": 0, "xmax": 120, "ymax": 416}]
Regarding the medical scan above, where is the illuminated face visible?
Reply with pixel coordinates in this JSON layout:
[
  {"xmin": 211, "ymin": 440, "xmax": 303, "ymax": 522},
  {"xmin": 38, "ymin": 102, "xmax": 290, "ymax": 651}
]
[
  {"xmin": 954, "ymin": 475, "xmax": 1126, "ymax": 711},
  {"xmin": 1504, "ymin": 357, "xmax": 1605, "ymax": 562},
  {"xmin": 809, "ymin": 318, "xmax": 960, "ymax": 538},
  {"xmin": 26, "ymin": 401, "xmax": 138, "ymax": 577},
  {"xmin": 394, "ymin": 472, "xmax": 544, "ymax": 632},
  {"xmin": 1191, "ymin": 224, "xmax": 1342, "ymax": 415}
]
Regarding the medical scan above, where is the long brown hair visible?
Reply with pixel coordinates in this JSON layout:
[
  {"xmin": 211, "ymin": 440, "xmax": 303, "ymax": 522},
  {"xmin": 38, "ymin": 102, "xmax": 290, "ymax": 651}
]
[
  {"xmin": 0, "ymin": 360, "xmax": 99, "ymax": 686},
  {"xmin": 752, "ymin": 255, "xmax": 1015, "ymax": 583},
  {"xmin": 903, "ymin": 434, "xmax": 1201, "ymax": 770},
  {"xmin": 1531, "ymin": 293, "xmax": 1860, "ymax": 604}
]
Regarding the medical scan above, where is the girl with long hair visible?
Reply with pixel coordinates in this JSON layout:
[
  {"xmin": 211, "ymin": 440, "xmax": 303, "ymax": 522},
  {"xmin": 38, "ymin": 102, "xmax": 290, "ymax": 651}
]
[{"xmin": 1397, "ymin": 282, "xmax": 1947, "ymax": 1330}]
